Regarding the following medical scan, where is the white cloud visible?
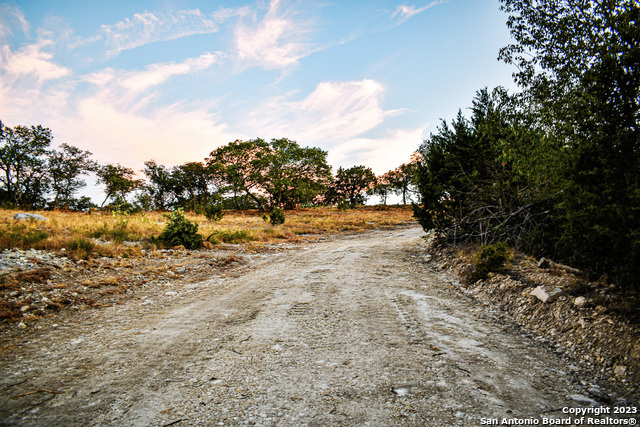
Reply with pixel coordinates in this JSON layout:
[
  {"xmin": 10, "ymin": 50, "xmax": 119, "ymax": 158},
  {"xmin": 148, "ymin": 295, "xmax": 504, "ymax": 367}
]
[
  {"xmin": 0, "ymin": 39, "xmax": 72, "ymax": 127},
  {"xmin": 1, "ymin": 40, "xmax": 70, "ymax": 82},
  {"xmin": 0, "ymin": 4, "xmax": 30, "ymax": 40},
  {"xmin": 59, "ymin": 96, "xmax": 233, "ymax": 170},
  {"xmin": 329, "ymin": 127, "xmax": 425, "ymax": 174},
  {"xmin": 249, "ymin": 79, "xmax": 427, "ymax": 174},
  {"xmin": 250, "ymin": 79, "xmax": 404, "ymax": 143},
  {"xmin": 120, "ymin": 52, "xmax": 222, "ymax": 92},
  {"xmin": 101, "ymin": 9, "xmax": 221, "ymax": 56},
  {"xmin": 234, "ymin": 0, "xmax": 315, "ymax": 69},
  {"xmin": 245, "ymin": 78, "xmax": 421, "ymax": 172},
  {"xmin": 392, "ymin": 1, "xmax": 448, "ymax": 25}
]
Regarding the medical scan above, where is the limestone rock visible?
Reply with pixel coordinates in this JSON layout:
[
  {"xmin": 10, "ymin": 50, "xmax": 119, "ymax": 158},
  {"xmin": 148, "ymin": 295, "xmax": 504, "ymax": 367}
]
[
  {"xmin": 13, "ymin": 213, "xmax": 49, "ymax": 221},
  {"xmin": 614, "ymin": 365, "xmax": 627, "ymax": 377},
  {"xmin": 530, "ymin": 286, "xmax": 563, "ymax": 303},
  {"xmin": 538, "ymin": 257, "xmax": 552, "ymax": 269},
  {"xmin": 574, "ymin": 296, "xmax": 588, "ymax": 308}
]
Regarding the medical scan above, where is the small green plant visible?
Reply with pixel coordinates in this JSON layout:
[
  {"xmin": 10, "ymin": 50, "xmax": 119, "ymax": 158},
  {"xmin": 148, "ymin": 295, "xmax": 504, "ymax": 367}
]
[
  {"xmin": 206, "ymin": 229, "xmax": 254, "ymax": 244},
  {"xmin": 473, "ymin": 242, "xmax": 511, "ymax": 280},
  {"xmin": 0, "ymin": 225, "xmax": 49, "ymax": 249},
  {"xmin": 152, "ymin": 209, "xmax": 202, "ymax": 249},
  {"xmin": 67, "ymin": 238, "xmax": 95, "ymax": 260},
  {"xmin": 269, "ymin": 207, "xmax": 285, "ymax": 226},
  {"xmin": 261, "ymin": 213, "xmax": 269, "ymax": 222},
  {"xmin": 204, "ymin": 202, "xmax": 225, "ymax": 222},
  {"xmin": 337, "ymin": 200, "xmax": 350, "ymax": 211},
  {"xmin": 93, "ymin": 220, "xmax": 134, "ymax": 244}
]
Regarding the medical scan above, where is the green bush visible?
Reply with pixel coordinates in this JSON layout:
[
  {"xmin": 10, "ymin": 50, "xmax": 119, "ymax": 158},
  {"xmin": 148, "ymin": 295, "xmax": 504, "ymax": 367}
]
[
  {"xmin": 153, "ymin": 209, "xmax": 202, "ymax": 249},
  {"xmin": 206, "ymin": 229, "xmax": 254, "ymax": 244},
  {"xmin": 269, "ymin": 207, "xmax": 285, "ymax": 226},
  {"xmin": 337, "ymin": 200, "xmax": 350, "ymax": 211},
  {"xmin": 204, "ymin": 202, "xmax": 225, "ymax": 222},
  {"xmin": 473, "ymin": 242, "xmax": 511, "ymax": 280}
]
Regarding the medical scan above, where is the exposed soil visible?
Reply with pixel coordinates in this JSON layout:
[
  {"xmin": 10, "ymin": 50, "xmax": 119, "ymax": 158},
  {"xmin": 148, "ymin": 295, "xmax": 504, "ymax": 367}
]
[
  {"xmin": 429, "ymin": 245, "xmax": 640, "ymax": 404},
  {"xmin": 0, "ymin": 225, "xmax": 638, "ymax": 425}
]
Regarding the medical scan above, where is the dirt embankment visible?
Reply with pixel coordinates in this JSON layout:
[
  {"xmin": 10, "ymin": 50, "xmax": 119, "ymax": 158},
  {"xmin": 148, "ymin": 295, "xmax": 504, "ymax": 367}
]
[
  {"xmin": 0, "ymin": 225, "xmax": 637, "ymax": 426},
  {"xmin": 427, "ymin": 246, "xmax": 640, "ymax": 403}
]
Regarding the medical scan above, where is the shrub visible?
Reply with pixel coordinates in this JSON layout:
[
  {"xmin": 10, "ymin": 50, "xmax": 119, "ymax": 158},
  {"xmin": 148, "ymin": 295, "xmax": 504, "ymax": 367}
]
[
  {"xmin": 204, "ymin": 202, "xmax": 225, "ymax": 222},
  {"xmin": 337, "ymin": 200, "xmax": 350, "ymax": 211},
  {"xmin": 153, "ymin": 209, "xmax": 202, "ymax": 249},
  {"xmin": 473, "ymin": 242, "xmax": 511, "ymax": 280},
  {"xmin": 270, "ymin": 207, "xmax": 285, "ymax": 226},
  {"xmin": 206, "ymin": 229, "xmax": 254, "ymax": 244}
]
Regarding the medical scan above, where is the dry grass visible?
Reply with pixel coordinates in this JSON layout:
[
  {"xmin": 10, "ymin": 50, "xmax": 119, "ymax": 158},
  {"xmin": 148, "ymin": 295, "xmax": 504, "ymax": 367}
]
[{"xmin": 0, "ymin": 206, "xmax": 415, "ymax": 257}]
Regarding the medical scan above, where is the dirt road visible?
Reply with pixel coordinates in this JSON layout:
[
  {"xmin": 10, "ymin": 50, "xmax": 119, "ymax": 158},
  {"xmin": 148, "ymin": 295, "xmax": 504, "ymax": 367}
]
[{"xmin": 0, "ymin": 226, "xmax": 603, "ymax": 425}]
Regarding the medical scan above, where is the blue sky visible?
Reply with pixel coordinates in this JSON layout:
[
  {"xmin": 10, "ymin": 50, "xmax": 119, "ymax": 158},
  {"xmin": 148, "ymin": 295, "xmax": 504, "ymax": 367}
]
[{"xmin": 1, "ymin": 0, "xmax": 518, "ymax": 201}]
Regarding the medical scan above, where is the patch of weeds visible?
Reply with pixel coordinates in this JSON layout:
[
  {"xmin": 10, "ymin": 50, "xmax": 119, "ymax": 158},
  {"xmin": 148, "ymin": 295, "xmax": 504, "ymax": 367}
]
[
  {"xmin": 473, "ymin": 242, "xmax": 512, "ymax": 281},
  {"xmin": 215, "ymin": 254, "xmax": 243, "ymax": 267},
  {"xmin": 15, "ymin": 268, "xmax": 51, "ymax": 283},
  {"xmin": 0, "ymin": 274, "xmax": 18, "ymax": 290},
  {"xmin": 206, "ymin": 229, "xmax": 254, "ymax": 244},
  {"xmin": 0, "ymin": 224, "xmax": 49, "ymax": 249},
  {"xmin": 0, "ymin": 301, "xmax": 21, "ymax": 321},
  {"xmin": 93, "ymin": 220, "xmax": 136, "ymax": 244},
  {"xmin": 337, "ymin": 200, "xmax": 350, "ymax": 211},
  {"xmin": 67, "ymin": 238, "xmax": 95, "ymax": 260}
]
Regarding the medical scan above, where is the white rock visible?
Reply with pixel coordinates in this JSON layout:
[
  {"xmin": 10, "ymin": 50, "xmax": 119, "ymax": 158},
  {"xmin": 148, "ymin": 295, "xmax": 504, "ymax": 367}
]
[
  {"xmin": 574, "ymin": 296, "xmax": 588, "ymax": 308},
  {"xmin": 530, "ymin": 286, "xmax": 563, "ymax": 303},
  {"xmin": 614, "ymin": 365, "xmax": 627, "ymax": 377},
  {"xmin": 568, "ymin": 394, "xmax": 597, "ymax": 405},
  {"xmin": 13, "ymin": 213, "xmax": 49, "ymax": 221}
]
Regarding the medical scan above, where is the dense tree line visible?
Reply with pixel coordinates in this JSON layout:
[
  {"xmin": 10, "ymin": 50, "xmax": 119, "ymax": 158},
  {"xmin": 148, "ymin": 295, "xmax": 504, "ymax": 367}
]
[
  {"xmin": 0, "ymin": 124, "xmax": 418, "ymax": 212},
  {"xmin": 413, "ymin": 0, "xmax": 640, "ymax": 290}
]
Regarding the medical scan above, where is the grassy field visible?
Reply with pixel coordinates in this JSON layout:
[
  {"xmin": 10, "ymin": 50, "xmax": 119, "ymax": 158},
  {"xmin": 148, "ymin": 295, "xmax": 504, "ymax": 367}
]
[{"xmin": 0, "ymin": 206, "xmax": 416, "ymax": 259}]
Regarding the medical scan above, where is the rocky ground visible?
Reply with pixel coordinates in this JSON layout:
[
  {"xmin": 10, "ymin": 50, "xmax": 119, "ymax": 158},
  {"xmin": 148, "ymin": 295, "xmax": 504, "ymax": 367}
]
[
  {"xmin": 427, "ymin": 245, "xmax": 640, "ymax": 404},
  {"xmin": 0, "ymin": 241, "xmax": 299, "ymax": 346}
]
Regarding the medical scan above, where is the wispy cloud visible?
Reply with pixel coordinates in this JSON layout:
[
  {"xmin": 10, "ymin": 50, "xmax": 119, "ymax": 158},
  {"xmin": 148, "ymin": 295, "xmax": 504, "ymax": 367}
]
[
  {"xmin": 234, "ymin": 0, "xmax": 316, "ymax": 70},
  {"xmin": 120, "ymin": 52, "xmax": 222, "ymax": 92},
  {"xmin": 329, "ymin": 127, "xmax": 426, "ymax": 174},
  {"xmin": 0, "ymin": 37, "xmax": 72, "ymax": 126},
  {"xmin": 1, "ymin": 39, "xmax": 70, "ymax": 82},
  {"xmin": 247, "ymin": 78, "xmax": 424, "ymax": 173},
  {"xmin": 249, "ymin": 79, "xmax": 403, "ymax": 143},
  {"xmin": 65, "ymin": 97, "xmax": 233, "ymax": 169},
  {"xmin": 80, "ymin": 51, "xmax": 224, "ymax": 116},
  {"xmin": 71, "ymin": 53, "xmax": 234, "ymax": 166},
  {"xmin": 0, "ymin": 4, "xmax": 30, "ymax": 40},
  {"xmin": 392, "ymin": 1, "xmax": 448, "ymax": 26},
  {"xmin": 100, "ymin": 9, "xmax": 222, "ymax": 57}
]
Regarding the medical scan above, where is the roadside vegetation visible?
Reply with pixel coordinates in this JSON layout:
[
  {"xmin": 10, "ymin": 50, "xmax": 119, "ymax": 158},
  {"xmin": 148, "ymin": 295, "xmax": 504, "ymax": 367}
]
[
  {"xmin": 1, "ymin": 1, "xmax": 638, "ymax": 295},
  {"xmin": 0, "ymin": 206, "xmax": 414, "ymax": 259},
  {"xmin": 414, "ymin": 1, "xmax": 639, "ymax": 292}
]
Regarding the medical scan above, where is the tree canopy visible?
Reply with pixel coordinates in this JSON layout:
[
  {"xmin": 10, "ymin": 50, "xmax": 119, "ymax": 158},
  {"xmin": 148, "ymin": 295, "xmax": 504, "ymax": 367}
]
[{"xmin": 413, "ymin": 1, "xmax": 640, "ymax": 290}]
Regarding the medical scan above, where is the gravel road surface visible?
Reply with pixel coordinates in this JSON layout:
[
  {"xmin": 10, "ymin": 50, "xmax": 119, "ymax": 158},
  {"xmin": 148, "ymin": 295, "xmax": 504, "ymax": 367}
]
[{"xmin": 0, "ymin": 226, "xmax": 601, "ymax": 426}]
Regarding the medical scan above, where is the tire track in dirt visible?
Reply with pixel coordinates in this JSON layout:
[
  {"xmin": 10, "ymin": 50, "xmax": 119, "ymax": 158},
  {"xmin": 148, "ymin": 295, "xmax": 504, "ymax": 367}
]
[{"xmin": 0, "ymin": 226, "xmax": 599, "ymax": 426}]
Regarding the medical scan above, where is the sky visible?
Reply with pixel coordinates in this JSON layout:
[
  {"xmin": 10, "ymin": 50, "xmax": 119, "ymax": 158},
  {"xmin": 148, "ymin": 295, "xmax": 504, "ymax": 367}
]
[{"xmin": 0, "ymin": 0, "xmax": 519, "ymax": 203}]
